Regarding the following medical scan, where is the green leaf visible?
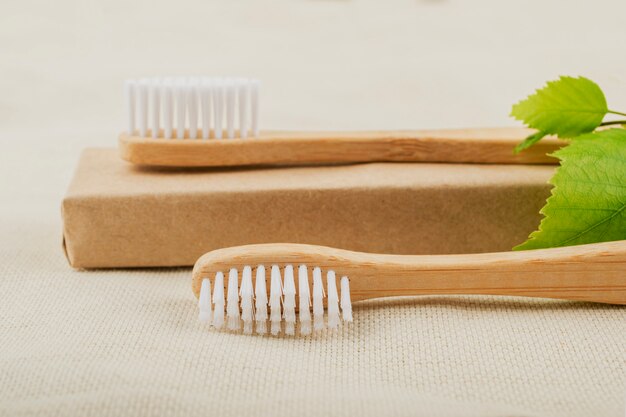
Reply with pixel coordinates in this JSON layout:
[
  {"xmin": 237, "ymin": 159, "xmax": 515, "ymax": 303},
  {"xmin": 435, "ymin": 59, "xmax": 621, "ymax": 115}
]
[
  {"xmin": 515, "ymin": 129, "xmax": 626, "ymax": 250},
  {"xmin": 513, "ymin": 131, "xmax": 548, "ymax": 154},
  {"xmin": 511, "ymin": 76, "xmax": 608, "ymax": 138}
]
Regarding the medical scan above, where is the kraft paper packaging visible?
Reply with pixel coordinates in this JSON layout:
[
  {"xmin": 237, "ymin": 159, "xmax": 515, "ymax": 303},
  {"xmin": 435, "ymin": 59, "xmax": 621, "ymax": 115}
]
[{"xmin": 62, "ymin": 148, "xmax": 554, "ymax": 269}]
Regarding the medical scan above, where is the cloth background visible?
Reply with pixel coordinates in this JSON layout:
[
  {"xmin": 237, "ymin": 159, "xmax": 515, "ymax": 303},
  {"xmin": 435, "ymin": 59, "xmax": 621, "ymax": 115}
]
[{"xmin": 1, "ymin": 0, "xmax": 625, "ymax": 416}]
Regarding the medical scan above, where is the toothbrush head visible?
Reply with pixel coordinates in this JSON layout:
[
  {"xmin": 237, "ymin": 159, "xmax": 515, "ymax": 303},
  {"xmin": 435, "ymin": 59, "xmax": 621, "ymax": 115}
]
[
  {"xmin": 124, "ymin": 76, "xmax": 260, "ymax": 140},
  {"xmin": 192, "ymin": 244, "xmax": 353, "ymax": 336}
]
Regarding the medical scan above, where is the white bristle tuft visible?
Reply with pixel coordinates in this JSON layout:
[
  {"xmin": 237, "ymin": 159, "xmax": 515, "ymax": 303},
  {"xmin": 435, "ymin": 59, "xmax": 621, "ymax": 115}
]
[
  {"xmin": 198, "ymin": 264, "xmax": 353, "ymax": 336},
  {"xmin": 340, "ymin": 276, "xmax": 353, "ymax": 322},
  {"xmin": 162, "ymin": 81, "xmax": 173, "ymax": 139},
  {"xmin": 270, "ymin": 265, "xmax": 283, "ymax": 335},
  {"xmin": 254, "ymin": 265, "xmax": 268, "ymax": 334},
  {"xmin": 149, "ymin": 80, "xmax": 160, "ymax": 138},
  {"xmin": 212, "ymin": 271, "xmax": 225, "ymax": 329},
  {"xmin": 250, "ymin": 80, "xmax": 260, "ymax": 137},
  {"xmin": 225, "ymin": 80, "xmax": 236, "ymax": 139},
  {"xmin": 188, "ymin": 81, "xmax": 199, "ymax": 139},
  {"xmin": 137, "ymin": 79, "xmax": 148, "ymax": 137},
  {"xmin": 240, "ymin": 266, "xmax": 254, "ymax": 335},
  {"xmin": 313, "ymin": 267, "xmax": 325, "ymax": 331},
  {"xmin": 213, "ymin": 81, "xmax": 224, "ymax": 139},
  {"xmin": 298, "ymin": 265, "xmax": 312, "ymax": 335},
  {"xmin": 227, "ymin": 268, "xmax": 240, "ymax": 331},
  {"xmin": 124, "ymin": 80, "xmax": 136, "ymax": 135},
  {"xmin": 125, "ymin": 77, "xmax": 260, "ymax": 140},
  {"xmin": 238, "ymin": 80, "xmax": 249, "ymax": 138},
  {"xmin": 175, "ymin": 80, "xmax": 187, "ymax": 139},
  {"xmin": 198, "ymin": 278, "xmax": 212, "ymax": 323},
  {"xmin": 283, "ymin": 265, "xmax": 296, "ymax": 336},
  {"xmin": 327, "ymin": 270, "xmax": 340, "ymax": 329},
  {"xmin": 200, "ymin": 81, "xmax": 212, "ymax": 139}
]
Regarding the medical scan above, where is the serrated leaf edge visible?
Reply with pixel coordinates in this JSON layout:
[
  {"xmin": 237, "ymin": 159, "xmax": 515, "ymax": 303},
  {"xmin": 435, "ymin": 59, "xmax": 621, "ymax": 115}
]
[{"xmin": 512, "ymin": 156, "xmax": 563, "ymax": 251}]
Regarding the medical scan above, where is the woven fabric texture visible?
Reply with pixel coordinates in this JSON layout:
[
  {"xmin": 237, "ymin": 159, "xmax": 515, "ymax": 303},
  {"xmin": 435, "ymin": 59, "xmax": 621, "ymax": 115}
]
[
  {"xmin": 2, "ymin": 0, "xmax": 626, "ymax": 415},
  {"xmin": 1, "ymin": 221, "xmax": 625, "ymax": 417}
]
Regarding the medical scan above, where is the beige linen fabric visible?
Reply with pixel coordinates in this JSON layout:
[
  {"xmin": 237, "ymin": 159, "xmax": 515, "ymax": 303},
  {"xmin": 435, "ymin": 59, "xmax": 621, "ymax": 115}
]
[{"xmin": 1, "ymin": 0, "xmax": 626, "ymax": 416}]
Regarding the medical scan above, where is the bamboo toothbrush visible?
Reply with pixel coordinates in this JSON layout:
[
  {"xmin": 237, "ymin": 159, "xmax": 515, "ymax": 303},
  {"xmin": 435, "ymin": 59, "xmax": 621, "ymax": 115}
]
[
  {"xmin": 119, "ymin": 77, "xmax": 563, "ymax": 167},
  {"xmin": 192, "ymin": 240, "xmax": 626, "ymax": 336}
]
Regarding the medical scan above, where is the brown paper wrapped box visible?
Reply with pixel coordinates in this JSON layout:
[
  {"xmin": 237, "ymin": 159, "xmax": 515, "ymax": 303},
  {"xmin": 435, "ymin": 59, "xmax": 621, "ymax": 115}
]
[{"xmin": 62, "ymin": 148, "xmax": 554, "ymax": 269}]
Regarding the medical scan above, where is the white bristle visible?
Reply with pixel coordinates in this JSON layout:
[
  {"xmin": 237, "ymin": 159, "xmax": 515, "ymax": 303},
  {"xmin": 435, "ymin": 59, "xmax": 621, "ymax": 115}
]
[
  {"xmin": 124, "ymin": 80, "xmax": 136, "ymax": 135},
  {"xmin": 313, "ymin": 267, "xmax": 325, "ymax": 331},
  {"xmin": 214, "ymin": 81, "xmax": 224, "ymax": 139},
  {"xmin": 240, "ymin": 266, "xmax": 254, "ymax": 335},
  {"xmin": 327, "ymin": 270, "xmax": 340, "ymax": 329},
  {"xmin": 200, "ymin": 81, "xmax": 212, "ymax": 139},
  {"xmin": 162, "ymin": 81, "xmax": 173, "ymax": 139},
  {"xmin": 199, "ymin": 264, "xmax": 353, "ymax": 336},
  {"xmin": 250, "ymin": 80, "xmax": 260, "ymax": 137},
  {"xmin": 238, "ymin": 80, "xmax": 249, "ymax": 138},
  {"xmin": 227, "ymin": 268, "xmax": 240, "ymax": 331},
  {"xmin": 198, "ymin": 278, "xmax": 212, "ymax": 324},
  {"xmin": 340, "ymin": 276, "xmax": 353, "ymax": 322},
  {"xmin": 270, "ymin": 265, "xmax": 283, "ymax": 335},
  {"xmin": 298, "ymin": 265, "xmax": 312, "ymax": 335},
  {"xmin": 225, "ymin": 80, "xmax": 236, "ymax": 139},
  {"xmin": 149, "ymin": 80, "xmax": 160, "ymax": 138},
  {"xmin": 188, "ymin": 82, "xmax": 199, "ymax": 139},
  {"xmin": 212, "ymin": 271, "xmax": 225, "ymax": 329},
  {"xmin": 254, "ymin": 265, "xmax": 268, "ymax": 334},
  {"xmin": 283, "ymin": 265, "xmax": 296, "ymax": 336},
  {"xmin": 137, "ymin": 79, "xmax": 148, "ymax": 137},
  {"xmin": 175, "ymin": 81, "xmax": 187, "ymax": 139},
  {"xmin": 125, "ymin": 77, "xmax": 260, "ymax": 139}
]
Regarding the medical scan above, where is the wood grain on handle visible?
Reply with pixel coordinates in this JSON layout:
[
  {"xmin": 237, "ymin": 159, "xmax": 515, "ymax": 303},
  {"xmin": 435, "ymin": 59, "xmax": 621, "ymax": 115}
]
[
  {"xmin": 120, "ymin": 127, "xmax": 562, "ymax": 167},
  {"xmin": 192, "ymin": 240, "xmax": 626, "ymax": 305}
]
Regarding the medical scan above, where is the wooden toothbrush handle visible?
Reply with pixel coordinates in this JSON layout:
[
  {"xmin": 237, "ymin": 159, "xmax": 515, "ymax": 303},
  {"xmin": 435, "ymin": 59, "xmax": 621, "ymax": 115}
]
[
  {"xmin": 353, "ymin": 240, "xmax": 626, "ymax": 304},
  {"xmin": 120, "ymin": 127, "xmax": 562, "ymax": 167}
]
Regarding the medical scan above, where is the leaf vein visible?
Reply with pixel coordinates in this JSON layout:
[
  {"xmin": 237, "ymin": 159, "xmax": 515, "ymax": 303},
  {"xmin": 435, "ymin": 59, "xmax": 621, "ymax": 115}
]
[{"xmin": 555, "ymin": 203, "xmax": 626, "ymax": 246}]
